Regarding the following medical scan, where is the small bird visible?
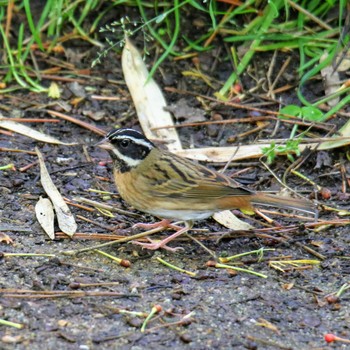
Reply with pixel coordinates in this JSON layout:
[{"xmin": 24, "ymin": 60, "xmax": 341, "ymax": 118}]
[{"xmin": 98, "ymin": 128, "xmax": 316, "ymax": 251}]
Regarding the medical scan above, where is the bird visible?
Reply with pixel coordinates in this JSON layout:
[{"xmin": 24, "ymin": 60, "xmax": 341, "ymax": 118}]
[{"xmin": 97, "ymin": 128, "xmax": 316, "ymax": 251}]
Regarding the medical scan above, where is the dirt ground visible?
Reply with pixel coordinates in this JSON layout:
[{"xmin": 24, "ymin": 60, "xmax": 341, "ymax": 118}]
[{"xmin": 1, "ymin": 5, "xmax": 350, "ymax": 350}]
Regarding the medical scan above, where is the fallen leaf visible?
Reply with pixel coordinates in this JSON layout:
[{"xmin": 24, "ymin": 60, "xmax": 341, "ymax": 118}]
[
  {"xmin": 0, "ymin": 232, "xmax": 14, "ymax": 244},
  {"xmin": 1, "ymin": 335, "xmax": 23, "ymax": 343},
  {"xmin": 315, "ymin": 151, "xmax": 332, "ymax": 169},
  {"xmin": 0, "ymin": 118, "xmax": 76, "ymax": 145},
  {"xmin": 35, "ymin": 197, "xmax": 55, "ymax": 239},
  {"xmin": 165, "ymin": 98, "xmax": 206, "ymax": 123},
  {"xmin": 48, "ymin": 82, "xmax": 61, "ymax": 99},
  {"xmin": 213, "ymin": 210, "xmax": 253, "ymax": 230},
  {"xmin": 57, "ymin": 319, "xmax": 70, "ymax": 327},
  {"xmin": 82, "ymin": 109, "xmax": 106, "ymax": 121},
  {"xmin": 67, "ymin": 81, "xmax": 86, "ymax": 98},
  {"xmin": 318, "ymin": 118, "xmax": 350, "ymax": 150},
  {"xmin": 282, "ymin": 282, "xmax": 295, "ymax": 290},
  {"xmin": 36, "ymin": 148, "xmax": 77, "ymax": 237},
  {"xmin": 256, "ymin": 318, "xmax": 281, "ymax": 334},
  {"xmin": 122, "ymin": 37, "xmax": 182, "ymax": 151},
  {"xmin": 173, "ymin": 143, "xmax": 319, "ymax": 162},
  {"xmin": 321, "ymin": 51, "xmax": 340, "ymax": 107},
  {"xmin": 310, "ymin": 240, "xmax": 324, "ymax": 248},
  {"xmin": 336, "ymin": 56, "xmax": 350, "ymax": 72}
]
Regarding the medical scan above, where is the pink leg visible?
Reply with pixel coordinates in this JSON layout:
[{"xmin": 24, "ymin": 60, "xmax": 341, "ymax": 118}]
[
  {"xmin": 132, "ymin": 222, "xmax": 193, "ymax": 252},
  {"xmin": 132, "ymin": 219, "xmax": 183, "ymax": 231}
]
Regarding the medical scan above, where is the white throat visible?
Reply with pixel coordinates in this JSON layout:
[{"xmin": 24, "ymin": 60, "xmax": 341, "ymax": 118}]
[{"xmin": 112, "ymin": 147, "xmax": 142, "ymax": 167}]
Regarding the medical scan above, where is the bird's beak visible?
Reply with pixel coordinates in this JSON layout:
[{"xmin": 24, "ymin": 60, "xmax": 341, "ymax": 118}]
[{"xmin": 95, "ymin": 137, "xmax": 113, "ymax": 151}]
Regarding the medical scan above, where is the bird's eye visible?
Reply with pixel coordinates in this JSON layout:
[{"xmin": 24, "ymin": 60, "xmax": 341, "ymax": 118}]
[{"xmin": 120, "ymin": 139, "xmax": 130, "ymax": 148}]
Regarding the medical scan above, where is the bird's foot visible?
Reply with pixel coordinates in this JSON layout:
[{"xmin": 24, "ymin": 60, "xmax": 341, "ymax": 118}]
[
  {"xmin": 132, "ymin": 237, "xmax": 184, "ymax": 252},
  {"xmin": 132, "ymin": 219, "xmax": 183, "ymax": 231},
  {"xmin": 132, "ymin": 223, "xmax": 192, "ymax": 252}
]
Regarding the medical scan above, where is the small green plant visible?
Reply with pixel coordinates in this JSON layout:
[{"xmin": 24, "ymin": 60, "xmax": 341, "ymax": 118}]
[
  {"xmin": 92, "ymin": 16, "xmax": 152, "ymax": 67},
  {"xmin": 261, "ymin": 139, "xmax": 302, "ymax": 165},
  {"xmin": 277, "ymin": 104, "xmax": 323, "ymax": 139},
  {"xmin": 93, "ymin": 0, "xmax": 193, "ymax": 75},
  {"xmin": 278, "ymin": 105, "xmax": 324, "ymax": 122}
]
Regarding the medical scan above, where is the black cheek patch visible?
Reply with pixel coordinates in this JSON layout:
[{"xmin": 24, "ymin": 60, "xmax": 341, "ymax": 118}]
[{"xmin": 117, "ymin": 143, "xmax": 151, "ymax": 161}]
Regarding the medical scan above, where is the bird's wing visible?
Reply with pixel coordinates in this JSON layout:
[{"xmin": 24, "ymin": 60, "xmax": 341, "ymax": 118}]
[{"xmin": 142, "ymin": 153, "xmax": 253, "ymax": 199}]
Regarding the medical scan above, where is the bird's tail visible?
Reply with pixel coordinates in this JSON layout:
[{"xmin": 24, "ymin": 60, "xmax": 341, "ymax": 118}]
[{"xmin": 251, "ymin": 193, "xmax": 317, "ymax": 216}]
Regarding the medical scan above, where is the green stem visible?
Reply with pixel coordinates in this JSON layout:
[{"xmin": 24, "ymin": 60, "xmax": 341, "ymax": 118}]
[
  {"xmin": 0, "ymin": 318, "xmax": 23, "ymax": 329},
  {"xmin": 219, "ymin": 248, "xmax": 275, "ymax": 263},
  {"xmin": 156, "ymin": 257, "xmax": 196, "ymax": 277},
  {"xmin": 4, "ymin": 253, "xmax": 56, "ymax": 257},
  {"xmin": 215, "ymin": 263, "xmax": 268, "ymax": 278}
]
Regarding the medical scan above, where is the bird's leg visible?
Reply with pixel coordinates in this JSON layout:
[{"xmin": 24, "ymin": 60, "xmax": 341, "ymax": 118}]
[
  {"xmin": 132, "ymin": 221, "xmax": 193, "ymax": 252},
  {"xmin": 132, "ymin": 219, "xmax": 183, "ymax": 231}
]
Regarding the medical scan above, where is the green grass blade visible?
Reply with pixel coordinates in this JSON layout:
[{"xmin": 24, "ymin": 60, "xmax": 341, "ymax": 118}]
[
  {"xmin": 0, "ymin": 24, "xmax": 28, "ymax": 88},
  {"xmin": 23, "ymin": 0, "xmax": 44, "ymax": 50},
  {"xmin": 297, "ymin": 44, "xmax": 337, "ymax": 106},
  {"xmin": 147, "ymin": 0, "xmax": 181, "ymax": 79},
  {"xmin": 219, "ymin": 0, "xmax": 285, "ymax": 97}
]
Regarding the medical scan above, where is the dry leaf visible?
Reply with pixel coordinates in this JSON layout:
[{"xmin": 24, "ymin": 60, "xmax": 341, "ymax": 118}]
[
  {"xmin": 0, "ymin": 118, "xmax": 76, "ymax": 145},
  {"xmin": 318, "ymin": 118, "xmax": 350, "ymax": 150},
  {"xmin": 282, "ymin": 282, "xmax": 295, "ymax": 290},
  {"xmin": 122, "ymin": 37, "xmax": 182, "ymax": 151},
  {"xmin": 336, "ymin": 55, "xmax": 350, "ymax": 72},
  {"xmin": 57, "ymin": 319, "xmax": 70, "ymax": 327},
  {"xmin": 173, "ymin": 137, "xmax": 349, "ymax": 162},
  {"xmin": 36, "ymin": 148, "xmax": 77, "ymax": 237},
  {"xmin": 165, "ymin": 98, "xmax": 206, "ymax": 123},
  {"xmin": 310, "ymin": 240, "xmax": 324, "ymax": 248},
  {"xmin": 0, "ymin": 232, "xmax": 14, "ymax": 244},
  {"xmin": 48, "ymin": 82, "xmax": 61, "ymax": 99},
  {"xmin": 173, "ymin": 143, "xmax": 319, "ymax": 162},
  {"xmin": 256, "ymin": 318, "xmax": 281, "ymax": 334},
  {"xmin": 1, "ymin": 335, "xmax": 24, "ymax": 343},
  {"xmin": 35, "ymin": 197, "xmax": 55, "ymax": 239},
  {"xmin": 213, "ymin": 210, "xmax": 253, "ymax": 230},
  {"xmin": 320, "ymin": 52, "xmax": 340, "ymax": 107}
]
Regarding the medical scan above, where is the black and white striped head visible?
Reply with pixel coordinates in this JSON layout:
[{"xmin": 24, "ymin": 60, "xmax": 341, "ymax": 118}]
[{"xmin": 98, "ymin": 128, "xmax": 155, "ymax": 172}]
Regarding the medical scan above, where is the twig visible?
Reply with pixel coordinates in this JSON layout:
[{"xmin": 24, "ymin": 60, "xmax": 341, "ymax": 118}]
[
  {"xmin": 163, "ymin": 87, "xmax": 333, "ymax": 132},
  {"xmin": 60, "ymin": 226, "xmax": 169, "ymax": 256},
  {"xmin": 184, "ymin": 232, "xmax": 217, "ymax": 259},
  {"xmin": 0, "ymin": 118, "xmax": 60, "ymax": 123},
  {"xmin": 0, "ymin": 290, "xmax": 140, "ymax": 299},
  {"xmin": 0, "ymin": 147, "xmax": 36, "ymax": 155},
  {"xmin": 73, "ymin": 197, "xmax": 142, "ymax": 218},
  {"xmin": 287, "ymin": 0, "xmax": 332, "ymax": 30},
  {"xmin": 46, "ymin": 109, "xmax": 105, "ymax": 135},
  {"xmin": 206, "ymin": 261, "xmax": 268, "ymax": 278}
]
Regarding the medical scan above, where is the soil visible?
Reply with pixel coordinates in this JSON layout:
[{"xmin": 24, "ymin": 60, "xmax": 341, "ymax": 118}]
[{"xmin": 1, "ymin": 4, "xmax": 350, "ymax": 350}]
